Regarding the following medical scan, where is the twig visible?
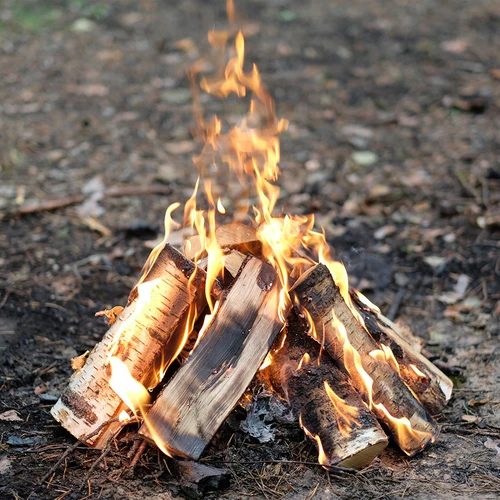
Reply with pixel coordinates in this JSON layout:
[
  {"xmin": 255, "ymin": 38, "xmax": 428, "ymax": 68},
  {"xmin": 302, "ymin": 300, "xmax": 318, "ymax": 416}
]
[
  {"xmin": 201, "ymin": 459, "xmax": 357, "ymax": 474},
  {"xmin": 34, "ymin": 417, "xmax": 137, "ymax": 493},
  {"xmin": 129, "ymin": 439, "xmax": 148, "ymax": 468},
  {"xmin": 387, "ymin": 288, "xmax": 405, "ymax": 321},
  {"xmin": 6, "ymin": 184, "xmax": 171, "ymax": 217}
]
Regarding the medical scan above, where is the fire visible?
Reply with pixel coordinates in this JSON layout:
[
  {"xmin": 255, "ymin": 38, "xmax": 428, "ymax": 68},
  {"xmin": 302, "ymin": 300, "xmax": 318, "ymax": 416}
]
[
  {"xmin": 299, "ymin": 413, "xmax": 328, "ymax": 467},
  {"xmin": 108, "ymin": 357, "xmax": 151, "ymax": 414},
  {"xmin": 410, "ymin": 364, "xmax": 427, "ymax": 378},
  {"xmin": 323, "ymin": 381, "xmax": 360, "ymax": 438},
  {"xmin": 297, "ymin": 352, "xmax": 311, "ymax": 371},
  {"xmin": 99, "ymin": 0, "xmax": 432, "ymax": 464},
  {"xmin": 369, "ymin": 344, "xmax": 401, "ymax": 376}
]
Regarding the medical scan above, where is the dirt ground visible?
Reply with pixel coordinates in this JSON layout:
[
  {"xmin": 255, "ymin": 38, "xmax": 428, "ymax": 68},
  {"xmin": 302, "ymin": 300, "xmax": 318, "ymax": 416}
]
[{"xmin": 1, "ymin": 0, "xmax": 499, "ymax": 498}]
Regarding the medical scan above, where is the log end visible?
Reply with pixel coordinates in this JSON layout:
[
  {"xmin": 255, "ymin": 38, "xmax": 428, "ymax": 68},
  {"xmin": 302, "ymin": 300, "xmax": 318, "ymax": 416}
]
[{"xmin": 338, "ymin": 436, "xmax": 388, "ymax": 470}]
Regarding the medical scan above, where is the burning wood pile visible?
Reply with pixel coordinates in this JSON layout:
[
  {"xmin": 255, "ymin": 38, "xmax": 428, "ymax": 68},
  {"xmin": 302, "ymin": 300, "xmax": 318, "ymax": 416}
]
[{"xmin": 51, "ymin": 3, "xmax": 452, "ymax": 472}]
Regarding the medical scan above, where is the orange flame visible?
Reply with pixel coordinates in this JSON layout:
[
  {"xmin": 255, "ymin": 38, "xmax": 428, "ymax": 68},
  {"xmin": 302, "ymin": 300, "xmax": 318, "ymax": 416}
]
[
  {"xmin": 369, "ymin": 344, "xmax": 401, "ymax": 376},
  {"xmin": 297, "ymin": 352, "xmax": 311, "ymax": 371},
  {"xmin": 299, "ymin": 413, "xmax": 328, "ymax": 467},
  {"xmin": 108, "ymin": 357, "xmax": 151, "ymax": 415},
  {"xmin": 323, "ymin": 381, "xmax": 360, "ymax": 438}
]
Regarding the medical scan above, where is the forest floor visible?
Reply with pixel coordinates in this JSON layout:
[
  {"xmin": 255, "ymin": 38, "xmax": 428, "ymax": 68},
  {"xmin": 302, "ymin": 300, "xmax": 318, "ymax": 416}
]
[{"xmin": 1, "ymin": 0, "xmax": 499, "ymax": 498}]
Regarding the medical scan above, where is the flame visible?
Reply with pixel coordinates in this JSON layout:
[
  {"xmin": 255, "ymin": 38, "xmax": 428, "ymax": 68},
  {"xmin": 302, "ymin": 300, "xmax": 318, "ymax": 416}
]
[
  {"xmin": 297, "ymin": 352, "xmax": 311, "ymax": 371},
  {"xmin": 109, "ymin": 357, "xmax": 151, "ymax": 415},
  {"xmin": 410, "ymin": 363, "xmax": 426, "ymax": 378},
  {"xmin": 354, "ymin": 289, "xmax": 381, "ymax": 313},
  {"xmin": 119, "ymin": 410, "xmax": 131, "ymax": 422},
  {"xmin": 369, "ymin": 344, "xmax": 401, "ymax": 376},
  {"xmin": 100, "ymin": 0, "xmax": 426, "ymax": 462},
  {"xmin": 373, "ymin": 402, "xmax": 435, "ymax": 451},
  {"xmin": 299, "ymin": 413, "xmax": 328, "ymax": 467},
  {"xmin": 323, "ymin": 381, "xmax": 360, "ymax": 438}
]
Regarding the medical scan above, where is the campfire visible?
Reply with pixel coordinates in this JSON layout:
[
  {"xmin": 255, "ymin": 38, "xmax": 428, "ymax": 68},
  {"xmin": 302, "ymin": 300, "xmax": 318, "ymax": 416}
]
[{"xmin": 50, "ymin": 1, "xmax": 452, "ymax": 472}]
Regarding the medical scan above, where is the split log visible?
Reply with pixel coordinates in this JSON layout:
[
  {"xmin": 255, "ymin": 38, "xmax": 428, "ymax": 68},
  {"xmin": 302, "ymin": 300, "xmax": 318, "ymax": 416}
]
[
  {"xmin": 171, "ymin": 461, "xmax": 230, "ymax": 498},
  {"xmin": 51, "ymin": 244, "xmax": 209, "ymax": 448},
  {"xmin": 266, "ymin": 311, "xmax": 388, "ymax": 469},
  {"xmin": 139, "ymin": 256, "xmax": 284, "ymax": 459},
  {"xmin": 184, "ymin": 222, "xmax": 261, "ymax": 260},
  {"xmin": 351, "ymin": 292, "xmax": 453, "ymax": 414},
  {"xmin": 291, "ymin": 264, "xmax": 440, "ymax": 456}
]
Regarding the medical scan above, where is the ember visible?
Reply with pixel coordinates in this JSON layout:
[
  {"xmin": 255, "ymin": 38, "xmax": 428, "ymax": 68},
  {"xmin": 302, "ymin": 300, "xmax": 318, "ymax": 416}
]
[{"xmin": 51, "ymin": 0, "xmax": 452, "ymax": 471}]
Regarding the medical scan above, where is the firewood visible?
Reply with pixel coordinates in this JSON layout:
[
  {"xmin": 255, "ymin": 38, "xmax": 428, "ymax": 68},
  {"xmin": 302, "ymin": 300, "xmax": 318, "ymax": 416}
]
[
  {"xmin": 139, "ymin": 256, "xmax": 284, "ymax": 459},
  {"xmin": 51, "ymin": 244, "xmax": 209, "ymax": 448},
  {"xmin": 291, "ymin": 264, "xmax": 440, "ymax": 456},
  {"xmin": 265, "ymin": 311, "xmax": 388, "ymax": 469},
  {"xmin": 351, "ymin": 293, "xmax": 453, "ymax": 414},
  {"xmin": 184, "ymin": 222, "xmax": 261, "ymax": 260}
]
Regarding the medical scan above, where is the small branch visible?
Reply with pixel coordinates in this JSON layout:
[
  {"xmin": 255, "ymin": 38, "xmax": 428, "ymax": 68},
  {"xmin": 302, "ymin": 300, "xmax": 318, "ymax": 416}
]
[
  {"xmin": 6, "ymin": 184, "xmax": 171, "ymax": 217},
  {"xmin": 34, "ymin": 417, "xmax": 138, "ymax": 492}
]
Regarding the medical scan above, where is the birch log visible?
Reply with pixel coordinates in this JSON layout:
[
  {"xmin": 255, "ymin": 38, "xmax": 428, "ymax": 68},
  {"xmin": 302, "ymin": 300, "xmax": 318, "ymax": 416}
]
[
  {"xmin": 266, "ymin": 311, "xmax": 388, "ymax": 469},
  {"xmin": 51, "ymin": 244, "xmax": 208, "ymax": 448},
  {"xmin": 291, "ymin": 264, "xmax": 440, "ymax": 456}
]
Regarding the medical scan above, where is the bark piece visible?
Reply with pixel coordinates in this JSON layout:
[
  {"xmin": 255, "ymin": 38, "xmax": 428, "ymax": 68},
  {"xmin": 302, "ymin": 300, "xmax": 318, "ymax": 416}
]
[
  {"xmin": 172, "ymin": 461, "xmax": 230, "ymax": 498},
  {"xmin": 139, "ymin": 256, "xmax": 284, "ymax": 459},
  {"xmin": 291, "ymin": 264, "xmax": 440, "ymax": 456},
  {"xmin": 351, "ymin": 293, "xmax": 453, "ymax": 414},
  {"xmin": 51, "ymin": 244, "xmax": 208, "ymax": 448},
  {"xmin": 266, "ymin": 311, "xmax": 388, "ymax": 469}
]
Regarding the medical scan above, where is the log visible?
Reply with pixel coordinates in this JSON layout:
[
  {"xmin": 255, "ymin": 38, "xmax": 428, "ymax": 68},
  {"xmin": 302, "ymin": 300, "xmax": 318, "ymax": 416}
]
[
  {"xmin": 266, "ymin": 311, "xmax": 388, "ymax": 469},
  {"xmin": 184, "ymin": 222, "xmax": 261, "ymax": 260},
  {"xmin": 351, "ymin": 292, "xmax": 453, "ymax": 414},
  {"xmin": 291, "ymin": 264, "xmax": 440, "ymax": 456},
  {"xmin": 51, "ymin": 244, "xmax": 208, "ymax": 448},
  {"xmin": 139, "ymin": 256, "xmax": 284, "ymax": 459}
]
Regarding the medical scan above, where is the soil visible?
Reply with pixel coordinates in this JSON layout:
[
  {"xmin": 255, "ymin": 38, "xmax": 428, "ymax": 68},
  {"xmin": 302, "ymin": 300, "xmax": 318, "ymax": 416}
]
[{"xmin": 1, "ymin": 0, "xmax": 499, "ymax": 499}]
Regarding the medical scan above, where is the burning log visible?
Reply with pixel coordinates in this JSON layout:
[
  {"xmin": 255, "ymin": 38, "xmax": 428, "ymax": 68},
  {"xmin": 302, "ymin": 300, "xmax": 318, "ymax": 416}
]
[
  {"xmin": 351, "ymin": 293, "xmax": 453, "ymax": 415},
  {"xmin": 291, "ymin": 264, "xmax": 440, "ymax": 456},
  {"xmin": 266, "ymin": 312, "xmax": 388, "ymax": 469},
  {"xmin": 139, "ymin": 256, "xmax": 284, "ymax": 459},
  {"xmin": 51, "ymin": 244, "xmax": 209, "ymax": 448}
]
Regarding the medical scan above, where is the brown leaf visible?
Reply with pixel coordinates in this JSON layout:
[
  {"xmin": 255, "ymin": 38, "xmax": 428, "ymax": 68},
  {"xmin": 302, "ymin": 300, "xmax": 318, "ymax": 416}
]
[{"xmin": 0, "ymin": 410, "xmax": 23, "ymax": 422}]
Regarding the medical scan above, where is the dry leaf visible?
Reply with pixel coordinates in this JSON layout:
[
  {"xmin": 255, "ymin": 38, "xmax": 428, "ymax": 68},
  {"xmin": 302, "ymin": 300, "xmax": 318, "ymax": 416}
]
[
  {"xmin": 0, "ymin": 410, "xmax": 23, "ymax": 422},
  {"xmin": 461, "ymin": 415, "xmax": 482, "ymax": 424},
  {"xmin": 34, "ymin": 385, "xmax": 46, "ymax": 395},
  {"xmin": 0, "ymin": 456, "xmax": 11, "ymax": 475},
  {"xmin": 71, "ymin": 351, "xmax": 90, "ymax": 370}
]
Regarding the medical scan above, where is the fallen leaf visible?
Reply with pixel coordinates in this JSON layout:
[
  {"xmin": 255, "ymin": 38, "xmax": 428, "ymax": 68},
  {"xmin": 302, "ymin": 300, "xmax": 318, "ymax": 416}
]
[
  {"xmin": 71, "ymin": 351, "xmax": 90, "ymax": 370},
  {"xmin": 441, "ymin": 39, "xmax": 469, "ymax": 54},
  {"xmin": 0, "ymin": 410, "xmax": 23, "ymax": 422},
  {"xmin": 0, "ymin": 456, "xmax": 11, "ymax": 475},
  {"xmin": 461, "ymin": 415, "xmax": 482, "ymax": 424},
  {"xmin": 34, "ymin": 385, "xmax": 46, "ymax": 395},
  {"xmin": 164, "ymin": 140, "xmax": 196, "ymax": 154},
  {"xmin": 351, "ymin": 151, "xmax": 379, "ymax": 166},
  {"xmin": 484, "ymin": 438, "xmax": 500, "ymax": 455}
]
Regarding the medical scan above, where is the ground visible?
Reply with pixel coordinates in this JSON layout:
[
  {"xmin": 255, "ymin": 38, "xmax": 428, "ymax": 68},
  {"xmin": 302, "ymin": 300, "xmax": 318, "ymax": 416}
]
[{"xmin": 1, "ymin": 0, "xmax": 499, "ymax": 498}]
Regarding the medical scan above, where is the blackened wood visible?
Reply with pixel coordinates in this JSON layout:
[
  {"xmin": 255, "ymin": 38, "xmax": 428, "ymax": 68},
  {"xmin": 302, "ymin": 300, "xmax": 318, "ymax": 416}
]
[
  {"xmin": 266, "ymin": 312, "xmax": 388, "ymax": 469},
  {"xmin": 292, "ymin": 264, "xmax": 440, "ymax": 456},
  {"xmin": 51, "ymin": 244, "xmax": 208, "ymax": 448},
  {"xmin": 139, "ymin": 256, "xmax": 284, "ymax": 459}
]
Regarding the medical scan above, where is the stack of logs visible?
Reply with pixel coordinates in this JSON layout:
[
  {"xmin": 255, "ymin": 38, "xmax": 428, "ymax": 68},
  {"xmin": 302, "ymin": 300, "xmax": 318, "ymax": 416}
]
[{"xmin": 51, "ymin": 222, "xmax": 452, "ymax": 469}]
